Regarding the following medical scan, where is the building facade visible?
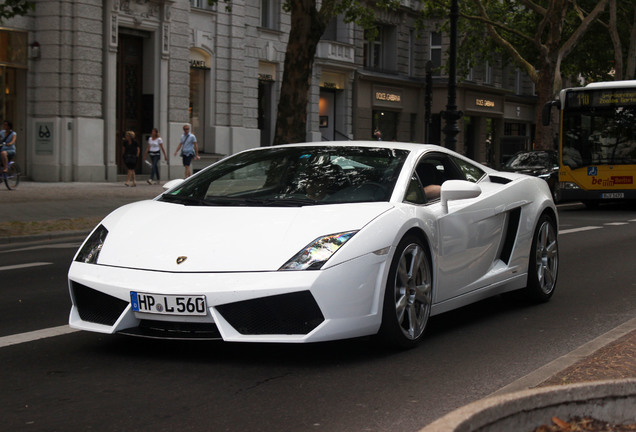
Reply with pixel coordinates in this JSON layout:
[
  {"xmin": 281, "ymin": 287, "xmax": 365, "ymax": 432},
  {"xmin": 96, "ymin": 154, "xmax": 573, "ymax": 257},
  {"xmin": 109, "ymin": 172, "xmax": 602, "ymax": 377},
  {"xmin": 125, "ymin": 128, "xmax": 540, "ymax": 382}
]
[{"xmin": 0, "ymin": 0, "xmax": 538, "ymax": 183}]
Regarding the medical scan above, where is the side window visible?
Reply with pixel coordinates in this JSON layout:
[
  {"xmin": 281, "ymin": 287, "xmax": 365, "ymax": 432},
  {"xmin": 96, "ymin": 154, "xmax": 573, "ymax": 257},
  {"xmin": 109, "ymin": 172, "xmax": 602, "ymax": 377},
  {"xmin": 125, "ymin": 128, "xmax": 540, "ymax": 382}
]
[
  {"xmin": 411, "ymin": 155, "xmax": 452, "ymax": 203},
  {"xmin": 404, "ymin": 175, "xmax": 426, "ymax": 204},
  {"xmin": 450, "ymin": 156, "xmax": 485, "ymax": 183}
]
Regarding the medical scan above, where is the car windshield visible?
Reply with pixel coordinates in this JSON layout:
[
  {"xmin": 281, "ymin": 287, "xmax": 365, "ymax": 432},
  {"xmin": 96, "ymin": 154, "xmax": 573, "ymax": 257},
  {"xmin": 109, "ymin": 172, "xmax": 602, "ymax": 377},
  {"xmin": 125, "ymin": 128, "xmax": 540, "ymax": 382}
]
[
  {"xmin": 505, "ymin": 152, "xmax": 555, "ymax": 169},
  {"xmin": 159, "ymin": 146, "xmax": 409, "ymax": 206}
]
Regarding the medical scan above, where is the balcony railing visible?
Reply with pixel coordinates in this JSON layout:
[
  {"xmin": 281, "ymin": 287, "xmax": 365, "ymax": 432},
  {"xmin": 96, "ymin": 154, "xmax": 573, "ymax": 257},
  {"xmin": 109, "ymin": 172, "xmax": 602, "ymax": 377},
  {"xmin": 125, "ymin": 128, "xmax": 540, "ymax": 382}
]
[{"xmin": 316, "ymin": 40, "xmax": 354, "ymax": 64}]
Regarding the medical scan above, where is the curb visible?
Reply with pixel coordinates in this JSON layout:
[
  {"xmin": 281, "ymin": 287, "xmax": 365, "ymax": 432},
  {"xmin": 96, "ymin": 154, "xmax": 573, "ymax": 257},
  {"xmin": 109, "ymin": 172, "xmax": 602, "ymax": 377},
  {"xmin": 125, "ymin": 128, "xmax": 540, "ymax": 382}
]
[
  {"xmin": 490, "ymin": 317, "xmax": 636, "ymax": 396},
  {"xmin": 420, "ymin": 379, "xmax": 636, "ymax": 432}
]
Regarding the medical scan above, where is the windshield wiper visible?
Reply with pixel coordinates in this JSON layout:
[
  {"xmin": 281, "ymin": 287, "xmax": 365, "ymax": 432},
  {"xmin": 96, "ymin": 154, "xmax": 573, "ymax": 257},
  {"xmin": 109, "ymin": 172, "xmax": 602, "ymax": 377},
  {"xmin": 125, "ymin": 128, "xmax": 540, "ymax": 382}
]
[{"xmin": 159, "ymin": 194, "xmax": 214, "ymax": 206}]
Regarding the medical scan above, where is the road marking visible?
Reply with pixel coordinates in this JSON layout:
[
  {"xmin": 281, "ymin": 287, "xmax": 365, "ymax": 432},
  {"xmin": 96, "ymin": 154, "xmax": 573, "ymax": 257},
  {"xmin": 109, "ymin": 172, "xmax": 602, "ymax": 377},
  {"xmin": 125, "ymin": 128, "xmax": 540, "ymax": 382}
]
[
  {"xmin": 0, "ymin": 243, "xmax": 80, "ymax": 253},
  {"xmin": 0, "ymin": 325, "xmax": 79, "ymax": 348},
  {"xmin": 0, "ymin": 262, "xmax": 52, "ymax": 271},
  {"xmin": 559, "ymin": 226, "xmax": 601, "ymax": 235},
  {"xmin": 604, "ymin": 222, "xmax": 629, "ymax": 226}
]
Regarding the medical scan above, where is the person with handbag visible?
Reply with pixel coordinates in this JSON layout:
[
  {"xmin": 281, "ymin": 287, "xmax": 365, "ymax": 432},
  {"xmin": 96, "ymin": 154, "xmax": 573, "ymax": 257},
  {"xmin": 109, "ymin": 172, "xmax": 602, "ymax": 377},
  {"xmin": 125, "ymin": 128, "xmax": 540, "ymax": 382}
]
[
  {"xmin": 173, "ymin": 124, "xmax": 199, "ymax": 178},
  {"xmin": 143, "ymin": 128, "xmax": 168, "ymax": 184},
  {"xmin": 122, "ymin": 131, "xmax": 140, "ymax": 187}
]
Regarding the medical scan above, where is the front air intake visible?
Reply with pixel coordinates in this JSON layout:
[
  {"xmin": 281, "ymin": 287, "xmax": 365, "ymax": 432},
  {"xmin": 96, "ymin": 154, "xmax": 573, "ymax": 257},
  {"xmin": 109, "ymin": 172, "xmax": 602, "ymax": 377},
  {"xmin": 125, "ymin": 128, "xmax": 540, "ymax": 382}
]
[
  {"xmin": 216, "ymin": 291, "xmax": 324, "ymax": 335},
  {"xmin": 71, "ymin": 282, "xmax": 128, "ymax": 326}
]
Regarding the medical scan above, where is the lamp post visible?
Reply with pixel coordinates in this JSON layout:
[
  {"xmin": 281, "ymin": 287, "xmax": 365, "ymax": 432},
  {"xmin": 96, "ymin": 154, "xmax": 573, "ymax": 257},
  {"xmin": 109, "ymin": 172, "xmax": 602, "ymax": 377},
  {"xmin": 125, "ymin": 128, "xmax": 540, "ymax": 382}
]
[{"xmin": 442, "ymin": 0, "xmax": 462, "ymax": 151}]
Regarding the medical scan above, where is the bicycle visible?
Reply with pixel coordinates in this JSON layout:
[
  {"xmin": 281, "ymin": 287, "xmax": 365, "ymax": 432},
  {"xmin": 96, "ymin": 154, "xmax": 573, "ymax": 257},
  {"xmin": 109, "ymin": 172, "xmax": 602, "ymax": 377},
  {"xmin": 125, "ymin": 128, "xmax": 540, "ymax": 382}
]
[{"xmin": 3, "ymin": 158, "xmax": 21, "ymax": 190}]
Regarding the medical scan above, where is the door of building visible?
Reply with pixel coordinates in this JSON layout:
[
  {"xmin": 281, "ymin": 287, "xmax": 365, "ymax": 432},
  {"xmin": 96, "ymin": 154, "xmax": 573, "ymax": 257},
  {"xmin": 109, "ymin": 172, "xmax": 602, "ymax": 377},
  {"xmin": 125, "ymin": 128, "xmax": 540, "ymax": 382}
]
[{"xmin": 116, "ymin": 34, "xmax": 144, "ymax": 174}]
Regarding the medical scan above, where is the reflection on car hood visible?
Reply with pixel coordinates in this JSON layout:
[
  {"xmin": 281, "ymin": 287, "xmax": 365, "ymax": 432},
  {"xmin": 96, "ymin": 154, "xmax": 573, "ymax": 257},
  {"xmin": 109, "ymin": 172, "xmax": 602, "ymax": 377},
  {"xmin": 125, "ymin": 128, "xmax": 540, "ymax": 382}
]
[
  {"xmin": 501, "ymin": 166, "xmax": 555, "ymax": 177},
  {"xmin": 94, "ymin": 200, "xmax": 393, "ymax": 272}
]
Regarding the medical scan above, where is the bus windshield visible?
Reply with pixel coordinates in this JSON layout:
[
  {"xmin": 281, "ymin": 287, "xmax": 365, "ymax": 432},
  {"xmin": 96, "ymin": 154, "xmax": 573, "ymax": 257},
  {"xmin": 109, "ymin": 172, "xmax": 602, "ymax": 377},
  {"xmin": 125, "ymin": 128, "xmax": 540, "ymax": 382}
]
[{"xmin": 562, "ymin": 105, "xmax": 636, "ymax": 169}]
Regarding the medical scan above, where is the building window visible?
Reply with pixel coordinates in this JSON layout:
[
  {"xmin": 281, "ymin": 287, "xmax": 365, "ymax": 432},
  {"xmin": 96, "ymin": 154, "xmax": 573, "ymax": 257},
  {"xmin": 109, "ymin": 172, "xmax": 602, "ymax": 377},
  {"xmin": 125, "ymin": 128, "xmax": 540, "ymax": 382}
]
[
  {"xmin": 485, "ymin": 61, "xmax": 493, "ymax": 85},
  {"xmin": 261, "ymin": 0, "xmax": 280, "ymax": 30},
  {"xmin": 322, "ymin": 15, "xmax": 349, "ymax": 43},
  {"xmin": 514, "ymin": 69, "xmax": 522, "ymax": 95},
  {"xmin": 408, "ymin": 29, "xmax": 415, "ymax": 77},
  {"xmin": 430, "ymin": 32, "xmax": 442, "ymax": 76},
  {"xmin": 364, "ymin": 25, "xmax": 397, "ymax": 73},
  {"xmin": 190, "ymin": 0, "xmax": 216, "ymax": 11}
]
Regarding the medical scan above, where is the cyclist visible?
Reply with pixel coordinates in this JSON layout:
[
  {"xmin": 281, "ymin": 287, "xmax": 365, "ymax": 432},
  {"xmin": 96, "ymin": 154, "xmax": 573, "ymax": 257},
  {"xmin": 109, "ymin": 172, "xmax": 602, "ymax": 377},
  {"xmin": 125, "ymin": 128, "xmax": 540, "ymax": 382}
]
[{"xmin": 1, "ymin": 120, "xmax": 17, "ymax": 175}]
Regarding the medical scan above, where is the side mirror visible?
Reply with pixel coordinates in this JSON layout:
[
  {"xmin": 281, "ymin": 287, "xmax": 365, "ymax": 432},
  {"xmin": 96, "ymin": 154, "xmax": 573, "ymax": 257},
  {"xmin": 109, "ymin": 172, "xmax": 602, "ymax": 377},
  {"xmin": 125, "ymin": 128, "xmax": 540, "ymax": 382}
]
[
  {"xmin": 162, "ymin": 178, "xmax": 185, "ymax": 191},
  {"xmin": 542, "ymin": 100, "xmax": 560, "ymax": 126},
  {"xmin": 441, "ymin": 180, "xmax": 481, "ymax": 213}
]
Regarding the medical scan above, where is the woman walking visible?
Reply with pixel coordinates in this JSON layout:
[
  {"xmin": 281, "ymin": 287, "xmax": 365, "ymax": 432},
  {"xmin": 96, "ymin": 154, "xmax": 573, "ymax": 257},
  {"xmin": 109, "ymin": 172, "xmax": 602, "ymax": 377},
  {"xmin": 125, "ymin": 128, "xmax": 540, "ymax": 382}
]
[
  {"xmin": 144, "ymin": 128, "xmax": 168, "ymax": 184},
  {"xmin": 122, "ymin": 131, "xmax": 140, "ymax": 187}
]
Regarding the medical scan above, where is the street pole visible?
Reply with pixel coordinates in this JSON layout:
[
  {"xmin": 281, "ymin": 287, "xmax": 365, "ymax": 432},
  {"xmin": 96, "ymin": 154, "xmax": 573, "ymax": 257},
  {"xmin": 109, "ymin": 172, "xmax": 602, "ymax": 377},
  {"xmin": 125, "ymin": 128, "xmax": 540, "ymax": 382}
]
[{"xmin": 442, "ymin": 0, "xmax": 462, "ymax": 151}]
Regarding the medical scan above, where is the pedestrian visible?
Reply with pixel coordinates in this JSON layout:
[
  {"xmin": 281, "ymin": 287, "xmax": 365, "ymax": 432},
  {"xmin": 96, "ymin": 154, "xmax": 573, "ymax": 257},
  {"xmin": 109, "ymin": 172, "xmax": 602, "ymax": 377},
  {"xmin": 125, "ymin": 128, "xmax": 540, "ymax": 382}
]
[
  {"xmin": 0, "ymin": 120, "xmax": 17, "ymax": 174},
  {"xmin": 122, "ymin": 130, "xmax": 140, "ymax": 187},
  {"xmin": 144, "ymin": 127, "xmax": 168, "ymax": 184},
  {"xmin": 173, "ymin": 124, "xmax": 199, "ymax": 178}
]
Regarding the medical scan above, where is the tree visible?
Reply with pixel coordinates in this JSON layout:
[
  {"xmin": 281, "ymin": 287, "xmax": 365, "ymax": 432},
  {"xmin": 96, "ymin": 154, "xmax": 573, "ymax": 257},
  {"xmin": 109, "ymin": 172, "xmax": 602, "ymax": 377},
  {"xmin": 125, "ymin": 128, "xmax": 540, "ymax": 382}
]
[
  {"xmin": 273, "ymin": 0, "xmax": 399, "ymax": 145},
  {"xmin": 0, "ymin": 0, "xmax": 34, "ymax": 22},
  {"xmin": 420, "ymin": 0, "xmax": 613, "ymax": 149}
]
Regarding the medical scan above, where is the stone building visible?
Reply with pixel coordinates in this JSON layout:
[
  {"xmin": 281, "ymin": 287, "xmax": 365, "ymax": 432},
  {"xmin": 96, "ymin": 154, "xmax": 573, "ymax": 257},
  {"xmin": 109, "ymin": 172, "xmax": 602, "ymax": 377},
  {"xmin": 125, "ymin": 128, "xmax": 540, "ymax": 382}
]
[{"xmin": 0, "ymin": 0, "xmax": 537, "ymax": 183}]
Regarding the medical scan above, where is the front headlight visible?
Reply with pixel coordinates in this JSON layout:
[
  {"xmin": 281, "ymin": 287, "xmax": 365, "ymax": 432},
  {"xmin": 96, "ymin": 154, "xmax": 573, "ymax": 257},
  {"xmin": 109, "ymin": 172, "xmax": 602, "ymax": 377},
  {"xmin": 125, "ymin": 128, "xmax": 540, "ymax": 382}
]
[
  {"xmin": 75, "ymin": 224, "xmax": 108, "ymax": 264},
  {"xmin": 280, "ymin": 231, "xmax": 357, "ymax": 271},
  {"xmin": 559, "ymin": 182, "xmax": 580, "ymax": 190}
]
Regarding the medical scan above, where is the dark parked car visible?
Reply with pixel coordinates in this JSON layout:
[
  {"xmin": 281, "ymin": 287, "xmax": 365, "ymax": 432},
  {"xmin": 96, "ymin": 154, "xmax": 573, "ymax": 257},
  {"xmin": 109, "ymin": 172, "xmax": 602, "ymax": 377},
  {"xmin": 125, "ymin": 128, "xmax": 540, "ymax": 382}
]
[{"xmin": 502, "ymin": 151, "xmax": 559, "ymax": 202}]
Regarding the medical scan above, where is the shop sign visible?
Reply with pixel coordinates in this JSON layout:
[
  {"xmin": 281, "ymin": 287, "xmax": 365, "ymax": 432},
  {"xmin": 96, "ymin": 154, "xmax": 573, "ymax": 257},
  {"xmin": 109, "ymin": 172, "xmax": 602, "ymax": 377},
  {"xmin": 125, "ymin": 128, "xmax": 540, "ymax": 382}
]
[
  {"xmin": 35, "ymin": 122, "xmax": 54, "ymax": 155},
  {"xmin": 475, "ymin": 98, "xmax": 495, "ymax": 108},
  {"xmin": 374, "ymin": 87, "xmax": 403, "ymax": 108},
  {"xmin": 320, "ymin": 72, "xmax": 345, "ymax": 90},
  {"xmin": 189, "ymin": 48, "xmax": 211, "ymax": 70}
]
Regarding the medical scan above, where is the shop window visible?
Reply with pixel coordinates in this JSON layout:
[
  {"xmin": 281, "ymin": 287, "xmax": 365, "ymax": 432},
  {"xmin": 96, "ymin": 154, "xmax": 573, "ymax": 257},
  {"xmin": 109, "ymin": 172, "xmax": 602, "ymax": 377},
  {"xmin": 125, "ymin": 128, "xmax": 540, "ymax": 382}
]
[
  {"xmin": 261, "ymin": 0, "xmax": 280, "ymax": 30},
  {"xmin": 189, "ymin": 67, "xmax": 206, "ymax": 144},
  {"xmin": 373, "ymin": 110, "xmax": 398, "ymax": 141}
]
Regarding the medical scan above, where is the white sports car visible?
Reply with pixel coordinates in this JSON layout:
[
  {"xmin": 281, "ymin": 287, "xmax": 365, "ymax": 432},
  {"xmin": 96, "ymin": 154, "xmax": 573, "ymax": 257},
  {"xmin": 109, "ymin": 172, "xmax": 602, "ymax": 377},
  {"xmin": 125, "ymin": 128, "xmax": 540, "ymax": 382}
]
[{"xmin": 68, "ymin": 141, "xmax": 558, "ymax": 348}]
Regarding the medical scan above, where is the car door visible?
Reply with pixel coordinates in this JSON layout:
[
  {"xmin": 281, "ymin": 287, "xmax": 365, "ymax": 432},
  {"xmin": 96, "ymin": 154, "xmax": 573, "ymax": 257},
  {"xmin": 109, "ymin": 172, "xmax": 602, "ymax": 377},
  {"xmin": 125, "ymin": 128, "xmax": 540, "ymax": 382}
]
[{"xmin": 412, "ymin": 154, "xmax": 509, "ymax": 302}]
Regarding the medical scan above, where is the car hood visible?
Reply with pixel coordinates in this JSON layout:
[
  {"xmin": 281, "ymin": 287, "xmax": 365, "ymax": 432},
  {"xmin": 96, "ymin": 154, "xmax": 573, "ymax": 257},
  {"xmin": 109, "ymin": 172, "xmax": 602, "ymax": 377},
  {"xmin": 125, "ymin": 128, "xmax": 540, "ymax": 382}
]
[{"xmin": 92, "ymin": 200, "xmax": 393, "ymax": 272}]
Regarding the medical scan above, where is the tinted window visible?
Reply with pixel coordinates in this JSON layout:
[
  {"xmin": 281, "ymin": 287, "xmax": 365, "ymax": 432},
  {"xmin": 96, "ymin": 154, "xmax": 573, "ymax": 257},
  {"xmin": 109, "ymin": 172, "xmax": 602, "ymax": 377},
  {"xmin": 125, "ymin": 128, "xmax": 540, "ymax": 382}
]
[{"xmin": 161, "ymin": 146, "xmax": 409, "ymax": 206}]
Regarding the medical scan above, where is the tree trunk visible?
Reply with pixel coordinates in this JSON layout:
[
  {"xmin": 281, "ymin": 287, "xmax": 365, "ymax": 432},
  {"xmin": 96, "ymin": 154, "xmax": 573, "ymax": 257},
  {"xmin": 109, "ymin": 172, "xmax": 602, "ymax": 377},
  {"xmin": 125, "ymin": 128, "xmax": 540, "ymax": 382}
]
[
  {"xmin": 273, "ymin": 0, "xmax": 327, "ymax": 145},
  {"xmin": 534, "ymin": 62, "xmax": 557, "ymax": 151}
]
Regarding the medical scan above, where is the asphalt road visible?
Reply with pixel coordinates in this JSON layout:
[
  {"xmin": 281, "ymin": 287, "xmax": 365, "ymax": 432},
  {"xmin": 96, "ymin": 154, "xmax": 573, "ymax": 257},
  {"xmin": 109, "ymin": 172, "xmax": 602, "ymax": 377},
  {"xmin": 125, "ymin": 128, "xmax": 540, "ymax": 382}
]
[{"xmin": 1, "ymin": 202, "xmax": 635, "ymax": 432}]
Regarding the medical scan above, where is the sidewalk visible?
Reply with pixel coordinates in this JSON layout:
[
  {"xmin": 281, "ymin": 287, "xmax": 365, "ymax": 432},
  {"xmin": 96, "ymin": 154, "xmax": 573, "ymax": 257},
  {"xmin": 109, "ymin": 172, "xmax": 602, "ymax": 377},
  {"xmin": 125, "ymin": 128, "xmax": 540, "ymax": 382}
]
[
  {"xmin": 2, "ymin": 180, "xmax": 635, "ymax": 426},
  {"xmin": 0, "ymin": 180, "xmax": 163, "ymax": 242}
]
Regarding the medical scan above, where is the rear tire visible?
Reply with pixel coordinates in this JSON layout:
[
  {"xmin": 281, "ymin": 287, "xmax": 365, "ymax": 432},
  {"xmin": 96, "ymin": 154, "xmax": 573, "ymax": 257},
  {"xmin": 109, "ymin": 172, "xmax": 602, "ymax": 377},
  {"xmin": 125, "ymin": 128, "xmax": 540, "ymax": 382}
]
[
  {"xmin": 378, "ymin": 235, "xmax": 432, "ymax": 349},
  {"xmin": 524, "ymin": 214, "xmax": 558, "ymax": 302},
  {"xmin": 3, "ymin": 162, "xmax": 20, "ymax": 190}
]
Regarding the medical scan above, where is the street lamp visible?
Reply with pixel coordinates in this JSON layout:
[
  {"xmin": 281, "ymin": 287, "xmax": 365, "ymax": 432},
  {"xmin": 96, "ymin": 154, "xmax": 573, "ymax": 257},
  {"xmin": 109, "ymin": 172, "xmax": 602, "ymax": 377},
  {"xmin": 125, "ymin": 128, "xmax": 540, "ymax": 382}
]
[{"xmin": 442, "ymin": 0, "xmax": 462, "ymax": 151}]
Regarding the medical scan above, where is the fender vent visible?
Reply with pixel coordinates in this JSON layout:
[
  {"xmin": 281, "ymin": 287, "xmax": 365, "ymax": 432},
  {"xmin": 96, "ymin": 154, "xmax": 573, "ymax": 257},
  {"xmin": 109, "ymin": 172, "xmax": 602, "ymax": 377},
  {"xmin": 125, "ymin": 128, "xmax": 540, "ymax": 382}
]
[{"xmin": 499, "ymin": 208, "xmax": 521, "ymax": 264}]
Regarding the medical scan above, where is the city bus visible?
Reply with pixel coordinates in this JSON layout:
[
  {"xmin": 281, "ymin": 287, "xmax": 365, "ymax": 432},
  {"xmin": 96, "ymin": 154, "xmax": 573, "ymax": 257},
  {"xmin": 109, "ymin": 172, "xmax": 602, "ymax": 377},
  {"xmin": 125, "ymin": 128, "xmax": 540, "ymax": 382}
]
[{"xmin": 542, "ymin": 80, "xmax": 636, "ymax": 206}]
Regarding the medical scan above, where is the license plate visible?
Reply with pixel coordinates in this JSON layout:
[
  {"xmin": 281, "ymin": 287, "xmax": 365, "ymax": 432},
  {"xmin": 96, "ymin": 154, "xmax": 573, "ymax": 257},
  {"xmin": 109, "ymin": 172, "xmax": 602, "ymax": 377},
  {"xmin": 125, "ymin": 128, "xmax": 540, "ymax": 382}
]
[
  {"xmin": 130, "ymin": 292, "xmax": 207, "ymax": 316},
  {"xmin": 601, "ymin": 193, "xmax": 624, "ymax": 199}
]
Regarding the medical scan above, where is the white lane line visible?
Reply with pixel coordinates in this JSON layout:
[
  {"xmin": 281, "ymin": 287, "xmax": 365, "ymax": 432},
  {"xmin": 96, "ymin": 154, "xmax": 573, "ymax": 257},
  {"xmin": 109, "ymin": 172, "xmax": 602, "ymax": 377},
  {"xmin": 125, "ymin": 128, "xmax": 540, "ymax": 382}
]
[
  {"xmin": 0, "ymin": 262, "xmax": 52, "ymax": 271},
  {"xmin": 0, "ymin": 243, "xmax": 80, "ymax": 253},
  {"xmin": 604, "ymin": 222, "xmax": 629, "ymax": 226},
  {"xmin": 0, "ymin": 325, "xmax": 79, "ymax": 348},
  {"xmin": 559, "ymin": 226, "xmax": 602, "ymax": 235}
]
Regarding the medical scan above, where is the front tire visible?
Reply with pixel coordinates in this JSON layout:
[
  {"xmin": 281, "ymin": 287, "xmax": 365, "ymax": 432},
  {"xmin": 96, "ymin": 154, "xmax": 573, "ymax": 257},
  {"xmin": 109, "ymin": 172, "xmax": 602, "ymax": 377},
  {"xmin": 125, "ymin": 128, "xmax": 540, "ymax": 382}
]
[
  {"xmin": 525, "ymin": 214, "xmax": 558, "ymax": 302},
  {"xmin": 378, "ymin": 235, "xmax": 432, "ymax": 349}
]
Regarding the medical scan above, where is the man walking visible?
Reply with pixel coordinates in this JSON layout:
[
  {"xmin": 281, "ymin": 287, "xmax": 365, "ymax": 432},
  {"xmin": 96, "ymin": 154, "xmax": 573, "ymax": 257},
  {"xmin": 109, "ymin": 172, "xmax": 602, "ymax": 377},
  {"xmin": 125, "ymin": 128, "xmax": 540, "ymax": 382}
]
[{"xmin": 174, "ymin": 124, "xmax": 199, "ymax": 178}]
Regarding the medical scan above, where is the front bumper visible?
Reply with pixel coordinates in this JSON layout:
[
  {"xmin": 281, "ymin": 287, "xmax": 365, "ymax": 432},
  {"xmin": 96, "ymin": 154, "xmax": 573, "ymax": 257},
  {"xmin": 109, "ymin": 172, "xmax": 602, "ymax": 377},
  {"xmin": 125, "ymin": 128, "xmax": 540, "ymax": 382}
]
[{"xmin": 68, "ymin": 252, "xmax": 389, "ymax": 343}]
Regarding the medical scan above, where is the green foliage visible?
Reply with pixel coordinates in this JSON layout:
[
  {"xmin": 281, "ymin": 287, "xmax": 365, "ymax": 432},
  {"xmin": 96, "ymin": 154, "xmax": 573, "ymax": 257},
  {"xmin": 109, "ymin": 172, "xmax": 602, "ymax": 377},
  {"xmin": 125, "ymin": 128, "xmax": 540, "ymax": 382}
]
[{"xmin": 0, "ymin": 0, "xmax": 34, "ymax": 22}]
